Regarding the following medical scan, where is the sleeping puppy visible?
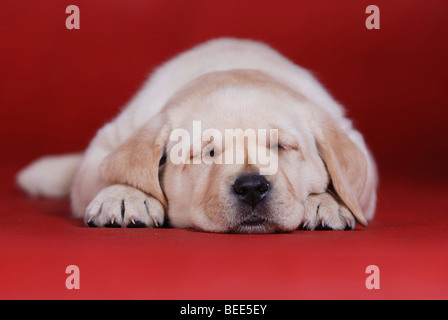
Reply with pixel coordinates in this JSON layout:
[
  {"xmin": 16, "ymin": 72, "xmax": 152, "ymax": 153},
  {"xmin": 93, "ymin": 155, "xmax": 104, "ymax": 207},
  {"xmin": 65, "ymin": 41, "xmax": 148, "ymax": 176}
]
[{"xmin": 17, "ymin": 38, "xmax": 378, "ymax": 233}]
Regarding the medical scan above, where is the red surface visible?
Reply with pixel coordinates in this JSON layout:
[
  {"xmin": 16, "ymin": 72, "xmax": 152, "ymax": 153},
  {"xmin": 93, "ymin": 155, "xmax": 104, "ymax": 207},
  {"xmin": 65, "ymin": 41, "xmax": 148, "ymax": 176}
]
[{"xmin": 1, "ymin": 1, "xmax": 448, "ymax": 299}]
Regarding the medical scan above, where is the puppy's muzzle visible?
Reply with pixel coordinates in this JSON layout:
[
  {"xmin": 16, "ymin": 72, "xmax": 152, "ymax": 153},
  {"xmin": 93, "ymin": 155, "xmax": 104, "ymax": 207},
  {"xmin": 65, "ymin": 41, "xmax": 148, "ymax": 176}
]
[{"xmin": 232, "ymin": 174, "xmax": 270, "ymax": 209}]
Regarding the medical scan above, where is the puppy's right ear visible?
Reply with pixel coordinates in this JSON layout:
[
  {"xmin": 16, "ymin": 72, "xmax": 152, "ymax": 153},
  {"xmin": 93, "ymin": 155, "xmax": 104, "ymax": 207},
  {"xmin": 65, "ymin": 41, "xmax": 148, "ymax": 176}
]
[{"xmin": 100, "ymin": 114, "xmax": 171, "ymax": 209}]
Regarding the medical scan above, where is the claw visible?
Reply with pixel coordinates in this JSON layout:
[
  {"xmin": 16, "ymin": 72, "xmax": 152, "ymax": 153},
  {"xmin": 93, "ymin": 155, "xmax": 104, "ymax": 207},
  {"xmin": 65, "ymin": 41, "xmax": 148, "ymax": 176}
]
[{"xmin": 344, "ymin": 217, "xmax": 351, "ymax": 228}]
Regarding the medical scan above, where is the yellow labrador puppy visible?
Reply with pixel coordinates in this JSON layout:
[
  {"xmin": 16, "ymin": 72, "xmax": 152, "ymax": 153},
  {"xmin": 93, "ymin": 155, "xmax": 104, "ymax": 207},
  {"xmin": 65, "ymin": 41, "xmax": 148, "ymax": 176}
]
[{"xmin": 17, "ymin": 38, "xmax": 378, "ymax": 233}]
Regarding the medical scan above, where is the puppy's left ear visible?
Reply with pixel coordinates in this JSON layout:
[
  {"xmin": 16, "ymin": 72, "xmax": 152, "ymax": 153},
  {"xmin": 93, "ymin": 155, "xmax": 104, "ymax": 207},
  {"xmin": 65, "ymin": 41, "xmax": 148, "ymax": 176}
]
[
  {"xmin": 309, "ymin": 105, "xmax": 368, "ymax": 226},
  {"xmin": 100, "ymin": 114, "xmax": 171, "ymax": 210}
]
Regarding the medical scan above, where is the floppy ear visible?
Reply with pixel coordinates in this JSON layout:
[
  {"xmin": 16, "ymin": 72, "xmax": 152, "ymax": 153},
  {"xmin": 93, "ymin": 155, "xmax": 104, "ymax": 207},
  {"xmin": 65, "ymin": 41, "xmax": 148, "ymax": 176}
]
[
  {"xmin": 100, "ymin": 114, "xmax": 171, "ymax": 210},
  {"xmin": 309, "ymin": 105, "xmax": 368, "ymax": 226}
]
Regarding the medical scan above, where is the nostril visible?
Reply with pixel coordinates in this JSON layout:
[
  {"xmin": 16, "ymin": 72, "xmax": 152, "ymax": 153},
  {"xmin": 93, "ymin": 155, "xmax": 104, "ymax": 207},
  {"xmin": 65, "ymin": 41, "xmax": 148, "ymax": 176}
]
[
  {"xmin": 233, "ymin": 175, "xmax": 270, "ymax": 194},
  {"xmin": 258, "ymin": 181, "xmax": 269, "ymax": 193},
  {"xmin": 233, "ymin": 184, "xmax": 247, "ymax": 196}
]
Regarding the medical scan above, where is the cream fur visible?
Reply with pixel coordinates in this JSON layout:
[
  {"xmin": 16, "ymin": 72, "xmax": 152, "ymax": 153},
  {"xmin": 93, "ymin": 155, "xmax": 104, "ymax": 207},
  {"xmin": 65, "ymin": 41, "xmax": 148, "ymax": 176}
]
[{"xmin": 17, "ymin": 38, "xmax": 378, "ymax": 232}]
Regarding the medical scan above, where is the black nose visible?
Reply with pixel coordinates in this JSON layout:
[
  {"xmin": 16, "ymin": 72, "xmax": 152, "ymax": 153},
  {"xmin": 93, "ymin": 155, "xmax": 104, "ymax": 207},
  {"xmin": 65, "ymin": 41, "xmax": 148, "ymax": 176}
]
[{"xmin": 232, "ymin": 174, "xmax": 270, "ymax": 208}]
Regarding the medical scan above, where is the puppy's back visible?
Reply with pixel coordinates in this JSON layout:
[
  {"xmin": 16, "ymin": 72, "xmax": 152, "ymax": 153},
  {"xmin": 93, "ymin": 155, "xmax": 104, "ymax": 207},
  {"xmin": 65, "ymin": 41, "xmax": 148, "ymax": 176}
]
[{"xmin": 119, "ymin": 38, "xmax": 346, "ymax": 131}]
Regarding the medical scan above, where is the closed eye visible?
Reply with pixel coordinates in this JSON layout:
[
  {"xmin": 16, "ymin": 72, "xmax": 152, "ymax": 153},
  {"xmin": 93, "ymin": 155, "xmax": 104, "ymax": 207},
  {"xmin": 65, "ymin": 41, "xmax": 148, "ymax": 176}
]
[
  {"xmin": 272, "ymin": 142, "xmax": 300, "ymax": 152},
  {"xmin": 204, "ymin": 147, "xmax": 218, "ymax": 158},
  {"xmin": 159, "ymin": 153, "xmax": 167, "ymax": 166},
  {"xmin": 269, "ymin": 127, "xmax": 302, "ymax": 154},
  {"xmin": 272, "ymin": 143, "xmax": 288, "ymax": 151}
]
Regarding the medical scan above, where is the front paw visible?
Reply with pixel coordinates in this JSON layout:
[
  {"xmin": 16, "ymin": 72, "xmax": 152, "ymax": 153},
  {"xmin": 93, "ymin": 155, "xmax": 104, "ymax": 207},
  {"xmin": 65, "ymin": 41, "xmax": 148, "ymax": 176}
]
[
  {"xmin": 301, "ymin": 192, "xmax": 355, "ymax": 230},
  {"xmin": 85, "ymin": 185, "xmax": 164, "ymax": 228}
]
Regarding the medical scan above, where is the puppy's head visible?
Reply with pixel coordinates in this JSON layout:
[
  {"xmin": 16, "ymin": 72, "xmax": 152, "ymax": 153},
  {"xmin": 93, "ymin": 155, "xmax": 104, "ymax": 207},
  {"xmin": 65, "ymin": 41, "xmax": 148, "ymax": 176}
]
[{"xmin": 101, "ymin": 70, "xmax": 367, "ymax": 233}]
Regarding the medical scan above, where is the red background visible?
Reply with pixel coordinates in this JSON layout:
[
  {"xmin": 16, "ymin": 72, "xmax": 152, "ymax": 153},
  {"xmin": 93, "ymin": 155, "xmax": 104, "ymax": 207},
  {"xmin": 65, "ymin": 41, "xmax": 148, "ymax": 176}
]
[{"xmin": 0, "ymin": 0, "xmax": 447, "ymax": 299}]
